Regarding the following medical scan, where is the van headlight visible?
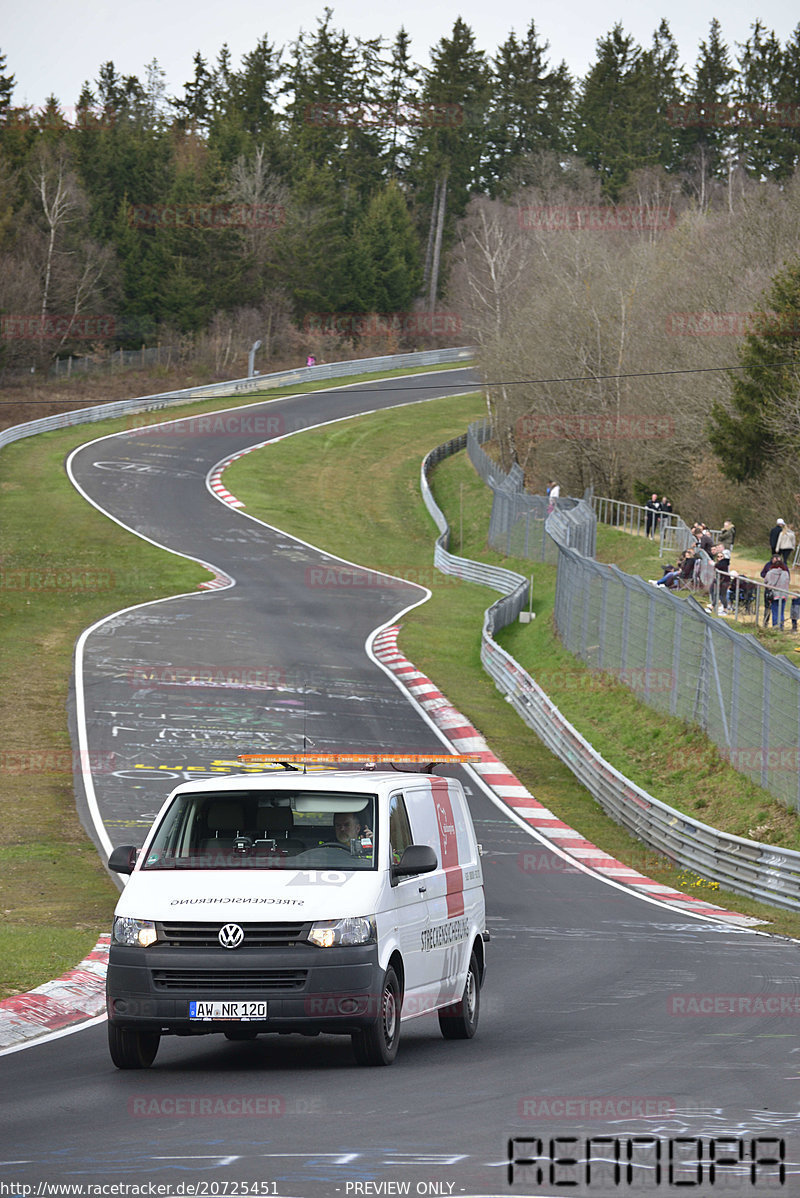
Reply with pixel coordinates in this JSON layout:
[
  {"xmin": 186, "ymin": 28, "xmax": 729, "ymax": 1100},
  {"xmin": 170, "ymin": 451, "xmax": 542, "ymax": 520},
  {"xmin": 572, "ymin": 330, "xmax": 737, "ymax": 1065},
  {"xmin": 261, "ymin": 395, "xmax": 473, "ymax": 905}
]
[
  {"xmin": 113, "ymin": 917, "xmax": 157, "ymax": 947},
  {"xmin": 308, "ymin": 915, "xmax": 376, "ymax": 948}
]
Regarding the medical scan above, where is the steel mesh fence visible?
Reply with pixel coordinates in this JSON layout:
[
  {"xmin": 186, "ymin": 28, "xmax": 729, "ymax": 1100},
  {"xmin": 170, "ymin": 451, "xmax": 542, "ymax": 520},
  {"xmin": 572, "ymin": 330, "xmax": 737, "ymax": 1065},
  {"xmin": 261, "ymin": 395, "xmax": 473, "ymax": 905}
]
[
  {"xmin": 466, "ymin": 419, "xmax": 597, "ymax": 562},
  {"xmin": 553, "ymin": 543, "xmax": 800, "ymax": 812}
]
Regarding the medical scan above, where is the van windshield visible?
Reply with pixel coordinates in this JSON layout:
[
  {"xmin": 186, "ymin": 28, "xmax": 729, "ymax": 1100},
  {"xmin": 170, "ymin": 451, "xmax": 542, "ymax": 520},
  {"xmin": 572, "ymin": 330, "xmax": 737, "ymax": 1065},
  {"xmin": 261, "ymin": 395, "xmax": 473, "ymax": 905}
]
[{"xmin": 141, "ymin": 790, "xmax": 377, "ymax": 871}]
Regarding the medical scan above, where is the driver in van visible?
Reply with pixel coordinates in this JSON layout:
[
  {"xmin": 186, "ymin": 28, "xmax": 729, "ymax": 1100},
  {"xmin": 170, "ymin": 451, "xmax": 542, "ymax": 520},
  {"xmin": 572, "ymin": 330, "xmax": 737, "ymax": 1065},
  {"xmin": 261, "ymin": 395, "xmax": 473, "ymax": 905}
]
[
  {"xmin": 333, "ymin": 810, "xmax": 373, "ymax": 851},
  {"xmin": 334, "ymin": 812, "xmax": 363, "ymax": 846}
]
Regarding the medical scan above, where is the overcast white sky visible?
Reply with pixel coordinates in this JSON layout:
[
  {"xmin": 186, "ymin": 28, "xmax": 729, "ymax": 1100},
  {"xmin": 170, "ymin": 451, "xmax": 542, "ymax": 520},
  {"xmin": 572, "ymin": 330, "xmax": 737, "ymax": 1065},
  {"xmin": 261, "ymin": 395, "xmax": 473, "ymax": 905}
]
[{"xmin": 3, "ymin": 0, "xmax": 798, "ymax": 111}]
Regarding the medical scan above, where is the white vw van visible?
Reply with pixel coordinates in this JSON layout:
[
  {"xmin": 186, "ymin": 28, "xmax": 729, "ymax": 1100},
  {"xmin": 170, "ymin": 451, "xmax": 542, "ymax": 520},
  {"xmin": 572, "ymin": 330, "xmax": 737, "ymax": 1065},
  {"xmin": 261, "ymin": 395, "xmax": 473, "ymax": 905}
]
[{"xmin": 106, "ymin": 754, "xmax": 488, "ymax": 1068}]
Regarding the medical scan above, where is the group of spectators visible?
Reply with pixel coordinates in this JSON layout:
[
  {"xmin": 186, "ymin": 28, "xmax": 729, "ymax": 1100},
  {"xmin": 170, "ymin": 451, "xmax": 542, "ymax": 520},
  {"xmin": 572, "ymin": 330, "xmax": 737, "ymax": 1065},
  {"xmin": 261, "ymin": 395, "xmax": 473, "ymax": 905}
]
[
  {"xmin": 761, "ymin": 519, "xmax": 798, "ymax": 629},
  {"xmin": 650, "ymin": 519, "xmax": 738, "ymax": 617},
  {"xmin": 650, "ymin": 513, "xmax": 800, "ymax": 630},
  {"xmin": 644, "ymin": 494, "xmax": 673, "ymax": 539}
]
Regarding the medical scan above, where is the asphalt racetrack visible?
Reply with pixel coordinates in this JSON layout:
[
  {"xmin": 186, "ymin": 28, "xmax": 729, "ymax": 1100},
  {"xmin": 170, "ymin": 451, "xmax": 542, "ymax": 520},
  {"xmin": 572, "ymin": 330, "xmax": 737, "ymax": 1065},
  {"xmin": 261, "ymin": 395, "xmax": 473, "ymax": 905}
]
[{"xmin": 1, "ymin": 369, "xmax": 798, "ymax": 1197}]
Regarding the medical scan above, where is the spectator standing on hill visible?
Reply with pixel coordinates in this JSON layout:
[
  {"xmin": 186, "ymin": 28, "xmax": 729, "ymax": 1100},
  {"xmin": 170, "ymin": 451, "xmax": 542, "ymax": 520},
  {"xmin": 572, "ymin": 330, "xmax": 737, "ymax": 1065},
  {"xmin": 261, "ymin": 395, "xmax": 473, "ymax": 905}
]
[
  {"xmin": 718, "ymin": 520, "xmax": 735, "ymax": 552},
  {"xmin": 777, "ymin": 521, "xmax": 796, "ymax": 565},
  {"xmin": 708, "ymin": 549, "xmax": 732, "ymax": 616},
  {"xmin": 645, "ymin": 494, "xmax": 661, "ymax": 539},
  {"xmin": 761, "ymin": 554, "xmax": 791, "ymax": 628},
  {"xmin": 769, "ymin": 518, "xmax": 785, "ymax": 554},
  {"xmin": 692, "ymin": 523, "xmax": 713, "ymax": 556},
  {"xmin": 547, "ymin": 481, "xmax": 560, "ymax": 514}
]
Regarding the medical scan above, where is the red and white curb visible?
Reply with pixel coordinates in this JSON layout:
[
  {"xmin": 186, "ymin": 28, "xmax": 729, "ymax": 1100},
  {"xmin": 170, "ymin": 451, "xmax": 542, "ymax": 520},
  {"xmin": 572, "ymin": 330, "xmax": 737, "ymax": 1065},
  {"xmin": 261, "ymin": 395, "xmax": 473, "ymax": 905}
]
[
  {"xmin": 198, "ymin": 567, "xmax": 233, "ymax": 591},
  {"xmin": 372, "ymin": 625, "xmax": 763, "ymax": 928},
  {"xmin": 0, "ymin": 935, "xmax": 109, "ymax": 1052},
  {"xmin": 208, "ymin": 445, "xmax": 259, "ymax": 509},
  {"xmin": 203, "ymin": 447, "xmax": 256, "ymax": 584}
]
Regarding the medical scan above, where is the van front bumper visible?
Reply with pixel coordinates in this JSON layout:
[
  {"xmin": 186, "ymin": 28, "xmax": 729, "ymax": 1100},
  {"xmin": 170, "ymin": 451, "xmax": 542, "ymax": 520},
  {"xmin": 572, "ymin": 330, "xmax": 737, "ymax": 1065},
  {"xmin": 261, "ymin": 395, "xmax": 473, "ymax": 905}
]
[{"xmin": 106, "ymin": 942, "xmax": 385, "ymax": 1035}]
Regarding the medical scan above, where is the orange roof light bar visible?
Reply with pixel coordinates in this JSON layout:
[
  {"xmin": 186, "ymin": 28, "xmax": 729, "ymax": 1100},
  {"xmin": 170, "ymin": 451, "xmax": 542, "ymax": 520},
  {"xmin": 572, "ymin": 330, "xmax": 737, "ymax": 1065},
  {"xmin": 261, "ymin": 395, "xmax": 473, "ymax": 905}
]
[{"xmin": 238, "ymin": 752, "xmax": 482, "ymax": 765}]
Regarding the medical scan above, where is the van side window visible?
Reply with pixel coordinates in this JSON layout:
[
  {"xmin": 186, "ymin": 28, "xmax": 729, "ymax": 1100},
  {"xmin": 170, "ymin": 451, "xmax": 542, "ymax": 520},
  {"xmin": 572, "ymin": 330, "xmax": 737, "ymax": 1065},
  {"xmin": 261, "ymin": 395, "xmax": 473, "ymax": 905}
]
[{"xmin": 388, "ymin": 794, "xmax": 413, "ymax": 863}]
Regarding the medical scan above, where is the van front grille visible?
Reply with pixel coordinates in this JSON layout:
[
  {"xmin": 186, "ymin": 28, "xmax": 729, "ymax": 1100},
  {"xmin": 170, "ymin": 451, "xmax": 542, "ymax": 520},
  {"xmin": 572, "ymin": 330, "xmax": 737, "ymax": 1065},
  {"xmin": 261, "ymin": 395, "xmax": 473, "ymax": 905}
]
[
  {"xmin": 151, "ymin": 968, "xmax": 308, "ymax": 992},
  {"xmin": 157, "ymin": 921, "xmax": 308, "ymax": 948}
]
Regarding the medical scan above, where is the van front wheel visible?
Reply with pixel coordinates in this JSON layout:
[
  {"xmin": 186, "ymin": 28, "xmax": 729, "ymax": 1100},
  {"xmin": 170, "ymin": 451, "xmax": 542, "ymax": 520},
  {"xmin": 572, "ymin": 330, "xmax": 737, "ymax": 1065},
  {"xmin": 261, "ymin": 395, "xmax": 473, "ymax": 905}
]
[
  {"xmin": 351, "ymin": 967, "xmax": 400, "ymax": 1066},
  {"xmin": 438, "ymin": 951, "xmax": 480, "ymax": 1040},
  {"xmin": 108, "ymin": 1023, "xmax": 160, "ymax": 1069}
]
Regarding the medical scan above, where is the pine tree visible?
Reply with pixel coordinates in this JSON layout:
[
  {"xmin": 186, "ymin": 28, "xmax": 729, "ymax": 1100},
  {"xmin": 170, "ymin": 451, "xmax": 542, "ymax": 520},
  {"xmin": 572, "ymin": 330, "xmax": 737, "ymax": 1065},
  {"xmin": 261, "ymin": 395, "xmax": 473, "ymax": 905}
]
[
  {"xmin": 346, "ymin": 180, "xmax": 421, "ymax": 313},
  {"xmin": 173, "ymin": 52, "xmax": 216, "ymax": 131},
  {"xmin": 486, "ymin": 23, "xmax": 573, "ymax": 190},
  {"xmin": 735, "ymin": 21, "xmax": 797, "ymax": 180},
  {"xmin": 284, "ymin": 10, "xmax": 361, "ymax": 179},
  {"xmin": 680, "ymin": 19, "xmax": 736, "ymax": 206},
  {"xmin": 709, "ymin": 258, "xmax": 800, "ymax": 482},
  {"xmin": 274, "ymin": 161, "xmax": 351, "ymax": 321},
  {"xmin": 232, "ymin": 36, "xmax": 282, "ymax": 139},
  {"xmin": 574, "ymin": 23, "xmax": 683, "ymax": 198},
  {"xmin": 408, "ymin": 18, "xmax": 491, "ymax": 304},
  {"xmin": 384, "ymin": 28, "xmax": 419, "ymax": 178},
  {"xmin": 0, "ymin": 48, "xmax": 15, "ymax": 116}
]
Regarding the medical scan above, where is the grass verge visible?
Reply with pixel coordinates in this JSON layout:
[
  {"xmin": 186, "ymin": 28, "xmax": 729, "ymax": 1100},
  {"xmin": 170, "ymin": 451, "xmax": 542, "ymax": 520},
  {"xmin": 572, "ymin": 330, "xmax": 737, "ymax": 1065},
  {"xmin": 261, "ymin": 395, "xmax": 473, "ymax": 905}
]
[{"xmin": 227, "ymin": 395, "xmax": 800, "ymax": 938}]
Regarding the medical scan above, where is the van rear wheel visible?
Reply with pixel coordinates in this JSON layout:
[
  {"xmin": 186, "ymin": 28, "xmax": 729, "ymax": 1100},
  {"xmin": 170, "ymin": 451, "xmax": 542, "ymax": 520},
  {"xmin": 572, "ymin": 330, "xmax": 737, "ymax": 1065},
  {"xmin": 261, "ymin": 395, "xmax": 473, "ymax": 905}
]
[
  {"xmin": 351, "ymin": 967, "xmax": 400, "ymax": 1066},
  {"xmin": 438, "ymin": 951, "xmax": 480, "ymax": 1040},
  {"xmin": 108, "ymin": 1023, "xmax": 160, "ymax": 1069}
]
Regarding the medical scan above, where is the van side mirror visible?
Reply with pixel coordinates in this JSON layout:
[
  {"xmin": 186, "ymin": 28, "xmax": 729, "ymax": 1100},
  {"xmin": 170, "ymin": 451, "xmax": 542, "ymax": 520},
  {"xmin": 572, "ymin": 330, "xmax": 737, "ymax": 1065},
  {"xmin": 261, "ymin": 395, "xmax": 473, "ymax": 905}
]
[
  {"xmin": 108, "ymin": 845, "xmax": 138, "ymax": 875},
  {"xmin": 391, "ymin": 843, "xmax": 437, "ymax": 883}
]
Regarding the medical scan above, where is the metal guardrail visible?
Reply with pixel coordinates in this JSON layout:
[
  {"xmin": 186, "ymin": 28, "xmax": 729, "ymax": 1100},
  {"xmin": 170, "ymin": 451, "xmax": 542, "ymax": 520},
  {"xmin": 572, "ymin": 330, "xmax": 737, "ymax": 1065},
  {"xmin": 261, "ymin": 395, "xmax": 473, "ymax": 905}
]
[
  {"xmin": 0, "ymin": 346, "xmax": 477, "ymax": 456},
  {"xmin": 591, "ymin": 494, "xmax": 721, "ymax": 559},
  {"xmin": 421, "ymin": 436, "xmax": 529, "ymax": 634},
  {"xmin": 467, "ymin": 418, "xmax": 597, "ymax": 562},
  {"xmin": 480, "ymin": 630, "xmax": 800, "ymax": 911},
  {"xmin": 425, "ymin": 430, "xmax": 800, "ymax": 913}
]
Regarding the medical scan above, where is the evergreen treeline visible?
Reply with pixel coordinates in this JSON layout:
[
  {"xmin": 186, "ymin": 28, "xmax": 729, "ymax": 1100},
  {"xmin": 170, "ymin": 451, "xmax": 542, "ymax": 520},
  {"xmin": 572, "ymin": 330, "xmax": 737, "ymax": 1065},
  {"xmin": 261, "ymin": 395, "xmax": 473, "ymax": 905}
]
[{"xmin": 1, "ymin": 13, "xmax": 799, "ymax": 367}]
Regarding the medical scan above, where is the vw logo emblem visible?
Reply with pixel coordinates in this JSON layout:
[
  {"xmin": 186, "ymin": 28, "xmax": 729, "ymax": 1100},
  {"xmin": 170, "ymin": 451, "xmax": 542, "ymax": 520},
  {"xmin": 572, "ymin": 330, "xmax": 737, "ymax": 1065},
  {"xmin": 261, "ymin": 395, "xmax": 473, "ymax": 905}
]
[{"xmin": 218, "ymin": 923, "xmax": 244, "ymax": 949}]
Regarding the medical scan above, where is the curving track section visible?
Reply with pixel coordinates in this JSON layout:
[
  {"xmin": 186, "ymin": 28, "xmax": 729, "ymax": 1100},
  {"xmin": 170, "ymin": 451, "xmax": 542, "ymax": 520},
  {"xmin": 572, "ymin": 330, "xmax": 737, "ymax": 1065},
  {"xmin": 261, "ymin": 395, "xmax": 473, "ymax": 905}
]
[{"xmin": 0, "ymin": 369, "xmax": 799, "ymax": 1197}]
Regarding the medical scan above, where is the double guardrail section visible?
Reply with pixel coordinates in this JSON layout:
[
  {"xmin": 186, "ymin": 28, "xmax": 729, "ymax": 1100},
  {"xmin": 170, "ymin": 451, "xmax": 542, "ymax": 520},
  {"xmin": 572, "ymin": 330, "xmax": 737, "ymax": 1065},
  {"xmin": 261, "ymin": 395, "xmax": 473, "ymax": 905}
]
[{"xmin": 422, "ymin": 427, "xmax": 800, "ymax": 914}]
